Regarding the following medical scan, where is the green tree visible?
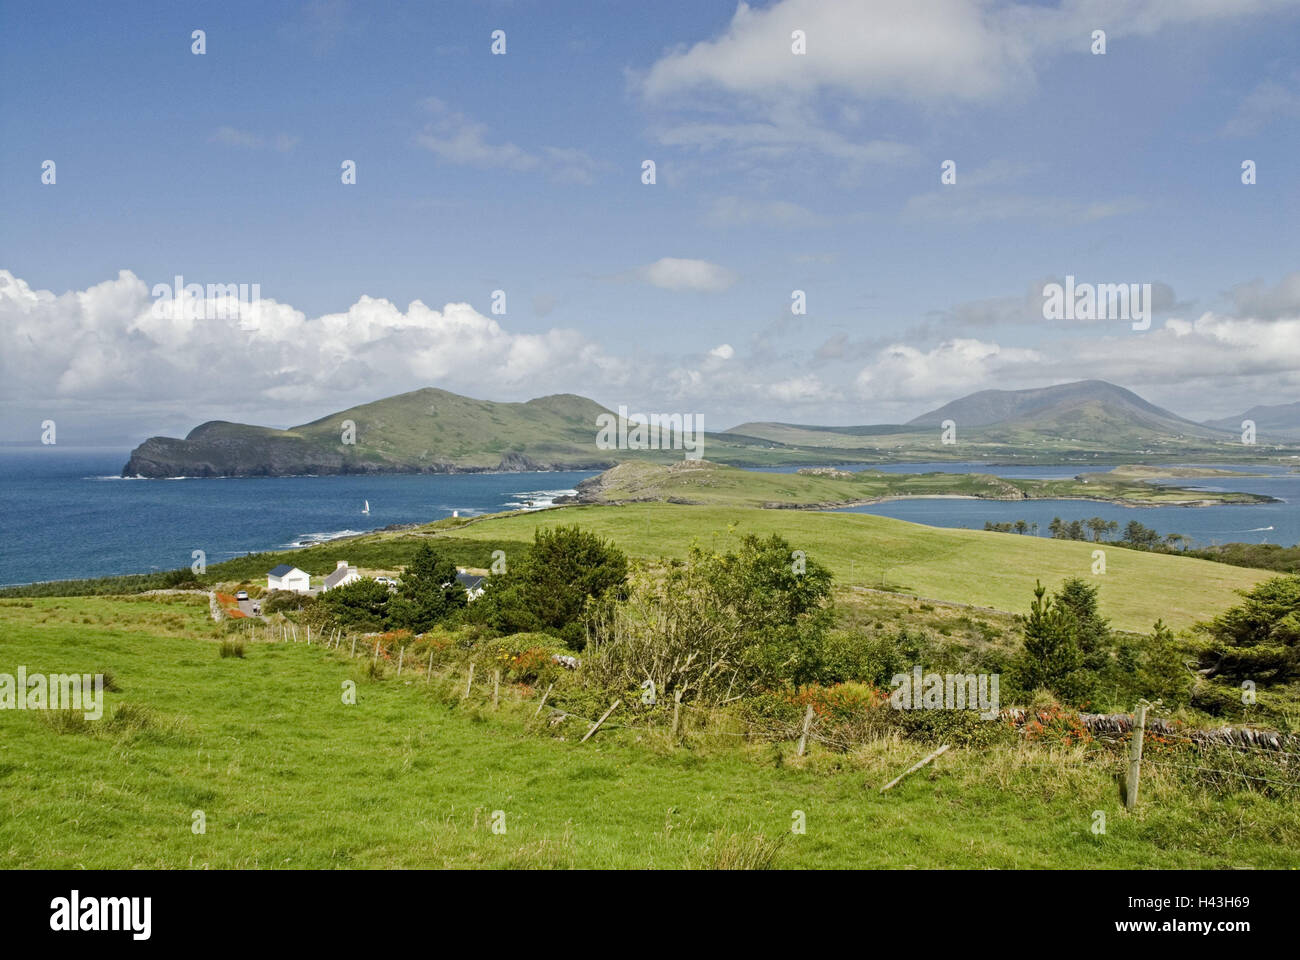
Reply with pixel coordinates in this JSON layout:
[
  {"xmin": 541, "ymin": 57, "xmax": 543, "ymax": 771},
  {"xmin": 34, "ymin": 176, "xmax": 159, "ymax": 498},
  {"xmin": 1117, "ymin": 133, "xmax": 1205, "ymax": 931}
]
[
  {"xmin": 1196, "ymin": 575, "xmax": 1300, "ymax": 684},
  {"xmin": 1014, "ymin": 580, "xmax": 1088, "ymax": 702},
  {"xmin": 1055, "ymin": 577, "xmax": 1110, "ymax": 672},
  {"xmin": 471, "ymin": 525, "xmax": 628, "ymax": 648},
  {"xmin": 387, "ymin": 543, "xmax": 467, "ymax": 633},
  {"xmin": 1139, "ymin": 619, "xmax": 1192, "ymax": 705},
  {"xmin": 321, "ymin": 578, "xmax": 393, "ymax": 631}
]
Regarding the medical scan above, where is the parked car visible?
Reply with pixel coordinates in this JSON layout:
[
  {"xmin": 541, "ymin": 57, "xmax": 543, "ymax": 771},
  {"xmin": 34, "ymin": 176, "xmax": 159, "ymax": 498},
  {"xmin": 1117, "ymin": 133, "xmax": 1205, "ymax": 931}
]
[{"xmin": 235, "ymin": 590, "xmax": 249, "ymax": 601}]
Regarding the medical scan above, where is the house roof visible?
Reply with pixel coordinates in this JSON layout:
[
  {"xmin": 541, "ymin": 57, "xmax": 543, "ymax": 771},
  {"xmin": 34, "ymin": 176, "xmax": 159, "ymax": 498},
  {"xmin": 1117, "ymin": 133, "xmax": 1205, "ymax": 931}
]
[
  {"xmin": 456, "ymin": 572, "xmax": 485, "ymax": 591},
  {"xmin": 323, "ymin": 565, "xmax": 356, "ymax": 588},
  {"xmin": 268, "ymin": 564, "xmax": 305, "ymax": 578}
]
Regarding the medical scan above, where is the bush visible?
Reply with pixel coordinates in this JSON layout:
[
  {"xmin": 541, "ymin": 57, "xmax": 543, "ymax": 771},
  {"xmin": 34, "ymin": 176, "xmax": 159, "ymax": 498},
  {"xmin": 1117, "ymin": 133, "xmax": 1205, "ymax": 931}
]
[{"xmin": 476, "ymin": 633, "xmax": 568, "ymax": 684}]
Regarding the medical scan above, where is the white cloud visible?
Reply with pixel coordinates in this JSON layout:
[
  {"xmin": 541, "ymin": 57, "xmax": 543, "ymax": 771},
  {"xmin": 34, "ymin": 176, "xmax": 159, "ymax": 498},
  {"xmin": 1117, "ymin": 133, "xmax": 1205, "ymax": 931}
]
[
  {"xmin": 416, "ymin": 99, "xmax": 600, "ymax": 183},
  {"xmin": 709, "ymin": 343, "xmax": 736, "ymax": 360},
  {"xmin": 1221, "ymin": 74, "xmax": 1300, "ymax": 136},
  {"xmin": 635, "ymin": 257, "xmax": 739, "ymax": 293},
  {"xmin": 0, "ymin": 269, "xmax": 626, "ymax": 433},
  {"xmin": 856, "ymin": 338, "xmax": 1044, "ymax": 400},
  {"xmin": 642, "ymin": 0, "xmax": 1298, "ymax": 107},
  {"xmin": 641, "ymin": 0, "xmax": 1029, "ymax": 105}
]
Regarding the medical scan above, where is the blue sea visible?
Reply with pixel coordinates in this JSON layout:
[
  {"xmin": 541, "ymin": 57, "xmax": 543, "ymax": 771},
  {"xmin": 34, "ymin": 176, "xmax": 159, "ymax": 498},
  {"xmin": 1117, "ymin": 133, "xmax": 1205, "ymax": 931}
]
[
  {"xmin": 0, "ymin": 450, "xmax": 1295, "ymax": 586},
  {"xmin": 0, "ymin": 448, "xmax": 596, "ymax": 586}
]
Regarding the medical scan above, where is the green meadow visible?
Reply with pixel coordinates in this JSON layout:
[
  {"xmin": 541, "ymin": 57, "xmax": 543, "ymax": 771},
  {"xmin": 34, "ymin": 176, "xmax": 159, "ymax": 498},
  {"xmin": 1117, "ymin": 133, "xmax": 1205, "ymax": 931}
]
[
  {"xmin": 2, "ymin": 595, "xmax": 1297, "ymax": 869},
  {"xmin": 429, "ymin": 503, "xmax": 1271, "ymax": 633}
]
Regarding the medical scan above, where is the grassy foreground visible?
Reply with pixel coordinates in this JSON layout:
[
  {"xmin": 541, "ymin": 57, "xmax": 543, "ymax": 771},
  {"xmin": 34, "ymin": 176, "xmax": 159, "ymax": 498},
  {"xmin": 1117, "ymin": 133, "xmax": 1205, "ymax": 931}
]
[{"xmin": 2, "ymin": 595, "xmax": 1296, "ymax": 869}]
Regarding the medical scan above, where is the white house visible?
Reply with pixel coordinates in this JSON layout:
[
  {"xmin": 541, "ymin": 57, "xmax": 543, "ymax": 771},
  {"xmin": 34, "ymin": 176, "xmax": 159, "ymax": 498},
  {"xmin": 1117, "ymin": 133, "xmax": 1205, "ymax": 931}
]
[
  {"xmin": 322, "ymin": 560, "xmax": 360, "ymax": 592},
  {"xmin": 267, "ymin": 564, "xmax": 311, "ymax": 594},
  {"xmin": 456, "ymin": 570, "xmax": 486, "ymax": 601}
]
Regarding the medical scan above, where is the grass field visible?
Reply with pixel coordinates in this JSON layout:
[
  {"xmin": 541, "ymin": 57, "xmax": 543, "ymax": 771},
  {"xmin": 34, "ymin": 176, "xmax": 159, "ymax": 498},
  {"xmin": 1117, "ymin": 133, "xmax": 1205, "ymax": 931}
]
[
  {"xmin": 428, "ymin": 503, "xmax": 1272, "ymax": 633},
  {"xmin": 3, "ymin": 594, "xmax": 1296, "ymax": 869}
]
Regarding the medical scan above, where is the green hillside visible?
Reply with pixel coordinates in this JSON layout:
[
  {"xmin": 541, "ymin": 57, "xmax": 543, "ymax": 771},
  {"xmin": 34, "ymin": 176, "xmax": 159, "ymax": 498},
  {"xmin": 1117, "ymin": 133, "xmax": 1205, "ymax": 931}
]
[{"xmin": 429, "ymin": 503, "xmax": 1268, "ymax": 633}]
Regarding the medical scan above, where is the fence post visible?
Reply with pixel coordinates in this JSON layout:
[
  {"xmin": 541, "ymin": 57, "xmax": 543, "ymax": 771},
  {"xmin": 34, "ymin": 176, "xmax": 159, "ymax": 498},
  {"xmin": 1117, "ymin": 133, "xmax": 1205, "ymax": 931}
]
[
  {"xmin": 492, "ymin": 669, "xmax": 501, "ymax": 709},
  {"xmin": 350, "ymin": 636, "xmax": 356, "ymax": 658},
  {"xmin": 581, "ymin": 699, "xmax": 621, "ymax": 743},
  {"xmin": 534, "ymin": 682, "xmax": 554, "ymax": 717},
  {"xmin": 372, "ymin": 640, "xmax": 379, "ymax": 666},
  {"xmin": 306, "ymin": 625, "xmax": 311, "ymax": 645},
  {"xmin": 463, "ymin": 663, "xmax": 475, "ymax": 699},
  {"xmin": 796, "ymin": 704, "xmax": 815, "ymax": 757},
  {"xmin": 397, "ymin": 646, "xmax": 404, "ymax": 676},
  {"xmin": 671, "ymin": 688, "xmax": 683, "ymax": 741},
  {"xmin": 1126, "ymin": 702, "xmax": 1148, "ymax": 810},
  {"xmin": 427, "ymin": 650, "xmax": 434, "ymax": 682}
]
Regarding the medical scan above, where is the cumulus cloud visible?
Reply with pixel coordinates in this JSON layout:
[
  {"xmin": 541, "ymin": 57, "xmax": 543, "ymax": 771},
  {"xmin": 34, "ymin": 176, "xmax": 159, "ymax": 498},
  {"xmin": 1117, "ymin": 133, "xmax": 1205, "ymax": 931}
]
[
  {"xmin": 634, "ymin": 257, "xmax": 739, "ymax": 293},
  {"xmin": 0, "ymin": 269, "xmax": 626, "ymax": 434},
  {"xmin": 856, "ymin": 338, "xmax": 1045, "ymax": 401}
]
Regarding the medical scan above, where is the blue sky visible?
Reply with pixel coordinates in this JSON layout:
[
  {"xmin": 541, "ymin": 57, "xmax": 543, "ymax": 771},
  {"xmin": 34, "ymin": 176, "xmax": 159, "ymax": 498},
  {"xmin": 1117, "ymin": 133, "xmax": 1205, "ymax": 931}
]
[{"xmin": 2, "ymin": 0, "xmax": 1299, "ymax": 444}]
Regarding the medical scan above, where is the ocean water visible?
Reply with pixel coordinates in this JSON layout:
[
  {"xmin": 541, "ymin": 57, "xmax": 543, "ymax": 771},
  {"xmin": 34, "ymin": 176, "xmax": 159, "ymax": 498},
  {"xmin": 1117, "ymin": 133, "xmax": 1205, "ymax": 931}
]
[
  {"xmin": 0, "ymin": 450, "xmax": 1295, "ymax": 586},
  {"xmin": 821, "ymin": 461, "xmax": 1299, "ymax": 547},
  {"xmin": 0, "ymin": 448, "xmax": 595, "ymax": 586}
]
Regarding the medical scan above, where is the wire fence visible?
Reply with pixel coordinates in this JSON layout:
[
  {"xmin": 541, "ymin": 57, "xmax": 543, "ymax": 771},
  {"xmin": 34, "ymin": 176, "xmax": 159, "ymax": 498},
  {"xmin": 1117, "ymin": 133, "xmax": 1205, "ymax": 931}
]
[{"xmin": 244, "ymin": 621, "xmax": 1300, "ymax": 796}]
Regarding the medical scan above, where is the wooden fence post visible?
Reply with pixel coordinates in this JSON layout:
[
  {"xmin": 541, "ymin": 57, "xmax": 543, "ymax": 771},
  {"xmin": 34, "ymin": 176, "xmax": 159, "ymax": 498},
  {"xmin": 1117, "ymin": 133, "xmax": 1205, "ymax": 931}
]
[
  {"xmin": 492, "ymin": 669, "xmax": 501, "ymax": 709},
  {"xmin": 426, "ymin": 650, "xmax": 434, "ymax": 682},
  {"xmin": 397, "ymin": 646, "xmax": 404, "ymax": 676},
  {"xmin": 306, "ymin": 625, "xmax": 311, "ymax": 645},
  {"xmin": 463, "ymin": 663, "xmax": 475, "ymax": 699},
  {"xmin": 581, "ymin": 699, "xmax": 620, "ymax": 743},
  {"xmin": 1126, "ymin": 702, "xmax": 1148, "ymax": 810},
  {"xmin": 881, "ymin": 744, "xmax": 951, "ymax": 793},
  {"xmin": 796, "ymin": 704, "xmax": 815, "ymax": 757},
  {"xmin": 350, "ymin": 636, "xmax": 356, "ymax": 658},
  {"xmin": 372, "ymin": 640, "xmax": 379, "ymax": 666},
  {"xmin": 671, "ymin": 688, "xmax": 683, "ymax": 740},
  {"xmin": 534, "ymin": 682, "xmax": 554, "ymax": 717}
]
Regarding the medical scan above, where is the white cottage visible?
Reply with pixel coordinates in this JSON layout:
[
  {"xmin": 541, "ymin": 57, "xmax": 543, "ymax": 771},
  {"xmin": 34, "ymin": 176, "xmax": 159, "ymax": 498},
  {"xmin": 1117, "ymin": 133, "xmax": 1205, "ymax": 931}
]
[
  {"xmin": 267, "ymin": 564, "xmax": 311, "ymax": 594},
  {"xmin": 322, "ymin": 560, "xmax": 360, "ymax": 592}
]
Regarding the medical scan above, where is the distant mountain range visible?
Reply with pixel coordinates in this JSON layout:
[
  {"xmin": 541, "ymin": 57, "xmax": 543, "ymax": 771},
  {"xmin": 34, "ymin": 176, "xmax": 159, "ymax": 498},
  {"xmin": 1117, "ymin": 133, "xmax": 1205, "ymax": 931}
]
[
  {"xmin": 1204, "ymin": 401, "xmax": 1300, "ymax": 439},
  {"xmin": 122, "ymin": 380, "xmax": 1299, "ymax": 477}
]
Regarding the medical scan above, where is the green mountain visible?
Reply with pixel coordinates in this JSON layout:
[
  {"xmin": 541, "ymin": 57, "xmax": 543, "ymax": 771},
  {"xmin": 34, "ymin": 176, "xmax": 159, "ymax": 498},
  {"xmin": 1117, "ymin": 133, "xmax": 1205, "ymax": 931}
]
[
  {"xmin": 730, "ymin": 379, "xmax": 1249, "ymax": 456},
  {"xmin": 122, "ymin": 389, "xmax": 625, "ymax": 477}
]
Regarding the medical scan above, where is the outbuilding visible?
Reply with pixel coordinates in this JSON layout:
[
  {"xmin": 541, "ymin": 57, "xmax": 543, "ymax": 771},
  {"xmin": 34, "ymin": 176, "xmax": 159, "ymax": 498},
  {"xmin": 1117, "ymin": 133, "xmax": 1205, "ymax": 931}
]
[{"xmin": 267, "ymin": 564, "xmax": 311, "ymax": 594}]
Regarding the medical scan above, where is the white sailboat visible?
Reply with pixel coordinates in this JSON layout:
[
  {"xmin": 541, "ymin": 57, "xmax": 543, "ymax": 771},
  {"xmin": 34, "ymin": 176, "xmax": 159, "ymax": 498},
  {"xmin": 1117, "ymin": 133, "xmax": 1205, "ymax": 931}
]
[{"xmin": 362, "ymin": 500, "xmax": 370, "ymax": 515}]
